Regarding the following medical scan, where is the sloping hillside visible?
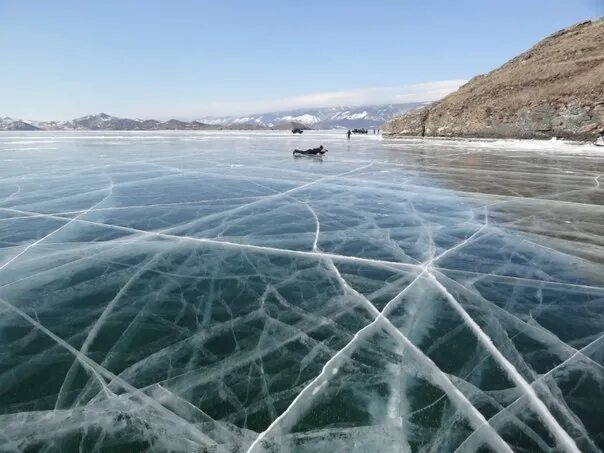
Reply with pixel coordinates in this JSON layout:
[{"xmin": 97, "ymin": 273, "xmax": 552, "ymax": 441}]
[{"xmin": 384, "ymin": 19, "xmax": 604, "ymax": 140}]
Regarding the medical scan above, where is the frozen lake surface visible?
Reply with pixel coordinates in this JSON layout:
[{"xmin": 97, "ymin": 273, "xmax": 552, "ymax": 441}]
[{"xmin": 0, "ymin": 131, "xmax": 603, "ymax": 452}]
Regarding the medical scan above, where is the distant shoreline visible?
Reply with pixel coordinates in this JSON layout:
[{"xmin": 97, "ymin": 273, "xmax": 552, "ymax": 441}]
[{"xmin": 2, "ymin": 129, "xmax": 599, "ymax": 147}]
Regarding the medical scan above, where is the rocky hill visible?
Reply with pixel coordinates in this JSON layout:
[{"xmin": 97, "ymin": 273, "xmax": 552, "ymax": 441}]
[{"xmin": 384, "ymin": 18, "xmax": 604, "ymax": 141}]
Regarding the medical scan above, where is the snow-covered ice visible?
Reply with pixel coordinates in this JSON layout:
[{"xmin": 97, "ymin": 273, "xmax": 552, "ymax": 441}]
[{"xmin": 0, "ymin": 131, "xmax": 602, "ymax": 452}]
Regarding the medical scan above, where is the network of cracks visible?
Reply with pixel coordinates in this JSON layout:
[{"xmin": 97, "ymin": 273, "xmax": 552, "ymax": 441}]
[{"xmin": 0, "ymin": 133, "xmax": 603, "ymax": 452}]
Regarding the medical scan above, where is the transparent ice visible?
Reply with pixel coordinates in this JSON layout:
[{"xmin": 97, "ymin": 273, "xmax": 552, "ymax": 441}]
[{"xmin": 0, "ymin": 131, "xmax": 603, "ymax": 452}]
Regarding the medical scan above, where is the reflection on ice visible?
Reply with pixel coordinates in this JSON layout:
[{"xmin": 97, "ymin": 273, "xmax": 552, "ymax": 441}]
[{"xmin": 0, "ymin": 131, "xmax": 602, "ymax": 452}]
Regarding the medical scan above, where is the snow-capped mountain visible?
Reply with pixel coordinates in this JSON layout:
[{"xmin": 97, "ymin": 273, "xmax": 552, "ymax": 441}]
[
  {"xmin": 0, "ymin": 116, "xmax": 41, "ymax": 131},
  {"xmin": 198, "ymin": 102, "xmax": 429, "ymax": 129}
]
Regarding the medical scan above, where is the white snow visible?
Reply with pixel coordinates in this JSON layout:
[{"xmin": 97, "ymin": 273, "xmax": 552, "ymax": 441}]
[{"xmin": 279, "ymin": 114, "xmax": 321, "ymax": 125}]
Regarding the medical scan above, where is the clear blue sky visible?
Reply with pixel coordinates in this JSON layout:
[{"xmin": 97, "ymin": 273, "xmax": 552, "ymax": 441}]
[{"xmin": 0, "ymin": 0, "xmax": 602, "ymax": 120}]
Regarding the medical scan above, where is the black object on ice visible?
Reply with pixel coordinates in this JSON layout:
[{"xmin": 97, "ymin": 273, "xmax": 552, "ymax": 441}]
[
  {"xmin": 293, "ymin": 145, "xmax": 328, "ymax": 156},
  {"xmin": 352, "ymin": 128, "xmax": 368, "ymax": 134},
  {"xmin": 292, "ymin": 128, "xmax": 304, "ymax": 134}
]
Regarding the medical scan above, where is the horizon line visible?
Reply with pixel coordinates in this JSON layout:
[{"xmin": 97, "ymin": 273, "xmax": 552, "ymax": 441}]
[{"xmin": 3, "ymin": 80, "xmax": 466, "ymax": 122}]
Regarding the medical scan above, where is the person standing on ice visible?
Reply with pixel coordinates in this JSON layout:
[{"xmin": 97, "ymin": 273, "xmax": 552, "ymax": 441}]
[{"xmin": 347, "ymin": 130, "xmax": 351, "ymax": 140}]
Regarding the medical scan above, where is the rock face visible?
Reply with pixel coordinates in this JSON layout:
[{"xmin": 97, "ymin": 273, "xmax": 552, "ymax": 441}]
[{"xmin": 384, "ymin": 19, "xmax": 604, "ymax": 140}]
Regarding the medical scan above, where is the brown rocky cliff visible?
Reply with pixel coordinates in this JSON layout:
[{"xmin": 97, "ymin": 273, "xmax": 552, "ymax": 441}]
[{"xmin": 384, "ymin": 18, "xmax": 604, "ymax": 140}]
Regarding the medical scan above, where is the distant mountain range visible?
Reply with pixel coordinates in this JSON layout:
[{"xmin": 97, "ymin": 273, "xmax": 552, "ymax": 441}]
[
  {"xmin": 197, "ymin": 103, "xmax": 429, "ymax": 129},
  {"xmin": 0, "ymin": 113, "xmax": 231, "ymax": 131},
  {"xmin": 0, "ymin": 102, "xmax": 429, "ymax": 131}
]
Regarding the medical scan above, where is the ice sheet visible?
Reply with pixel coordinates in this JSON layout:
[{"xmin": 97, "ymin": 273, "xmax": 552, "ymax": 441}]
[{"xmin": 0, "ymin": 131, "xmax": 602, "ymax": 452}]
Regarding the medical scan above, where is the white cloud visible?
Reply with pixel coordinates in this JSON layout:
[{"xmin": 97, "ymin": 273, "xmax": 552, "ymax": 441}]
[
  {"xmin": 194, "ymin": 79, "xmax": 466, "ymax": 117},
  {"xmin": 17, "ymin": 79, "xmax": 466, "ymax": 120}
]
